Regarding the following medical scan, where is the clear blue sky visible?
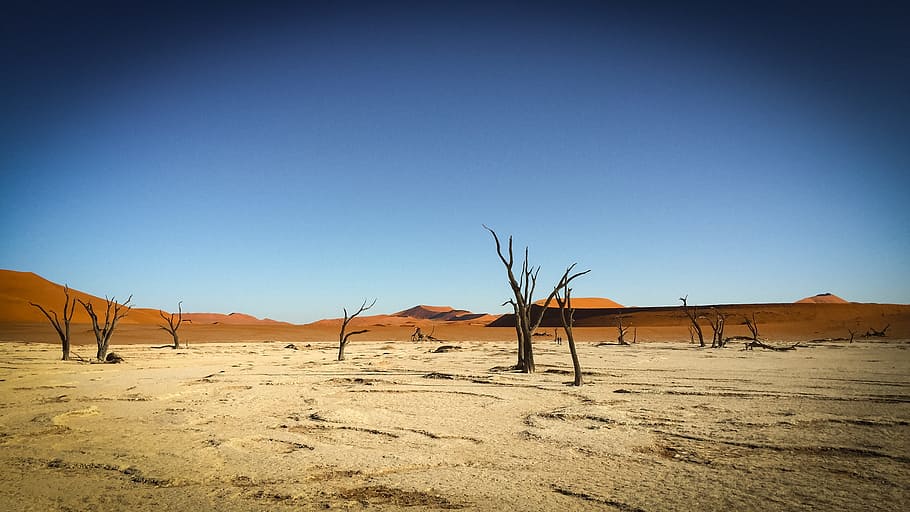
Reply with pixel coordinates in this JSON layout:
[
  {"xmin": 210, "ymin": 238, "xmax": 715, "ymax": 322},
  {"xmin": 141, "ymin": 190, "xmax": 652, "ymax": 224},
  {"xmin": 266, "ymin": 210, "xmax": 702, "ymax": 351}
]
[{"xmin": 2, "ymin": 1, "xmax": 908, "ymax": 323}]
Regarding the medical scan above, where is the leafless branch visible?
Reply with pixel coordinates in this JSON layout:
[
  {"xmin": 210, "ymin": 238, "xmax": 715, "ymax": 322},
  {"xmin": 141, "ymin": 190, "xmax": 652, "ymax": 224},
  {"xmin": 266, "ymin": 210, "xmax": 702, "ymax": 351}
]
[
  {"xmin": 337, "ymin": 298, "xmax": 376, "ymax": 360},
  {"xmin": 29, "ymin": 285, "xmax": 76, "ymax": 360}
]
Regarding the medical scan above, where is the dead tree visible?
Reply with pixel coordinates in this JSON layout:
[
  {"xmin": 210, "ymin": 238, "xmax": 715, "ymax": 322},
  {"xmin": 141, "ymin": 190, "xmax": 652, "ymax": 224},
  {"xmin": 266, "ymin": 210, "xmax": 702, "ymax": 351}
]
[
  {"xmin": 707, "ymin": 308, "xmax": 727, "ymax": 348},
  {"xmin": 484, "ymin": 225, "xmax": 589, "ymax": 373},
  {"xmin": 411, "ymin": 326, "xmax": 442, "ymax": 342},
  {"xmin": 554, "ymin": 268, "xmax": 586, "ymax": 386},
  {"xmin": 29, "ymin": 285, "xmax": 77, "ymax": 360},
  {"xmin": 679, "ymin": 295, "xmax": 705, "ymax": 347},
  {"xmin": 337, "ymin": 298, "xmax": 376, "ymax": 361},
  {"xmin": 159, "ymin": 301, "xmax": 184, "ymax": 349},
  {"xmin": 616, "ymin": 314, "xmax": 631, "ymax": 346},
  {"xmin": 78, "ymin": 295, "xmax": 132, "ymax": 361},
  {"xmin": 745, "ymin": 340, "xmax": 799, "ymax": 351},
  {"xmin": 865, "ymin": 324, "xmax": 890, "ymax": 337},
  {"xmin": 424, "ymin": 326, "xmax": 442, "ymax": 342},
  {"xmin": 743, "ymin": 313, "xmax": 760, "ymax": 341}
]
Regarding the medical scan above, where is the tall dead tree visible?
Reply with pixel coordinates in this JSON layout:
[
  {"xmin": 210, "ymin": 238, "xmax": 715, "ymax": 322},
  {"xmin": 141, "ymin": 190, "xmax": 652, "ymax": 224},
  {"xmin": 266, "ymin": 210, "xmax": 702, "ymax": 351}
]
[
  {"xmin": 484, "ymin": 225, "xmax": 589, "ymax": 373},
  {"xmin": 707, "ymin": 308, "xmax": 727, "ymax": 348},
  {"xmin": 554, "ymin": 268, "xmax": 587, "ymax": 386},
  {"xmin": 679, "ymin": 295, "xmax": 705, "ymax": 347},
  {"xmin": 78, "ymin": 295, "xmax": 132, "ymax": 361},
  {"xmin": 159, "ymin": 301, "xmax": 184, "ymax": 349},
  {"xmin": 337, "ymin": 298, "xmax": 376, "ymax": 361},
  {"xmin": 743, "ymin": 313, "xmax": 760, "ymax": 341},
  {"xmin": 616, "ymin": 314, "xmax": 631, "ymax": 346},
  {"xmin": 29, "ymin": 285, "xmax": 77, "ymax": 361}
]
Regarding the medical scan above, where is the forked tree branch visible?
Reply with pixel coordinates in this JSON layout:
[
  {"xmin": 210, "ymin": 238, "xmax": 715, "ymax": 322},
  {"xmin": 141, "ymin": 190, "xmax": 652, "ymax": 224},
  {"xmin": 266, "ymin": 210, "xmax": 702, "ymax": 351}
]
[{"xmin": 337, "ymin": 298, "xmax": 377, "ymax": 361}]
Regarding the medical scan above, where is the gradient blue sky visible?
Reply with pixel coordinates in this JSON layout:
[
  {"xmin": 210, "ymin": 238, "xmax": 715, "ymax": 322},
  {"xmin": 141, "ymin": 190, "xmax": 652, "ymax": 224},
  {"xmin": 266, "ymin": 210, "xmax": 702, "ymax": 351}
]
[{"xmin": 2, "ymin": 1, "xmax": 908, "ymax": 323}]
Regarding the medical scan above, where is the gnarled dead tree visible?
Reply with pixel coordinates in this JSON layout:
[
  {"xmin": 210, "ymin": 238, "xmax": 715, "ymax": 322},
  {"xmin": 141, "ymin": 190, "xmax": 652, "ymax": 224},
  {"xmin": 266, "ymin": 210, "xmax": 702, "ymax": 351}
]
[
  {"xmin": 78, "ymin": 295, "xmax": 132, "ymax": 361},
  {"xmin": 865, "ymin": 324, "xmax": 890, "ymax": 337},
  {"xmin": 337, "ymin": 298, "xmax": 376, "ymax": 361},
  {"xmin": 707, "ymin": 308, "xmax": 727, "ymax": 348},
  {"xmin": 680, "ymin": 295, "xmax": 705, "ymax": 347},
  {"xmin": 159, "ymin": 301, "xmax": 184, "ymax": 349},
  {"xmin": 29, "ymin": 285, "xmax": 77, "ymax": 360},
  {"xmin": 410, "ymin": 326, "xmax": 442, "ymax": 342},
  {"xmin": 616, "ymin": 314, "xmax": 631, "ymax": 346},
  {"xmin": 743, "ymin": 313, "xmax": 760, "ymax": 341},
  {"xmin": 484, "ymin": 225, "xmax": 589, "ymax": 373},
  {"xmin": 554, "ymin": 267, "xmax": 588, "ymax": 386}
]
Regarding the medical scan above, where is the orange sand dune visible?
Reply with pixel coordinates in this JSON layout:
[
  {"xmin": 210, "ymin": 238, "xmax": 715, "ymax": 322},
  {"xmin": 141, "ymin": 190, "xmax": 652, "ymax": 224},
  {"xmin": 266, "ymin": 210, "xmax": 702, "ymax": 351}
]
[
  {"xmin": 0, "ymin": 270, "xmax": 162, "ymax": 325},
  {"xmin": 0, "ymin": 270, "xmax": 280, "ymax": 327},
  {"xmin": 394, "ymin": 305, "xmax": 494, "ymax": 323},
  {"xmin": 534, "ymin": 297, "xmax": 624, "ymax": 308},
  {"xmin": 395, "ymin": 305, "xmax": 454, "ymax": 317},
  {"xmin": 182, "ymin": 312, "xmax": 291, "ymax": 325},
  {"xmin": 308, "ymin": 305, "xmax": 497, "ymax": 330},
  {"xmin": 307, "ymin": 314, "xmax": 421, "ymax": 329},
  {"xmin": 796, "ymin": 293, "xmax": 849, "ymax": 304},
  {"xmin": 490, "ymin": 301, "xmax": 910, "ymax": 341},
  {"xmin": 4, "ymin": 269, "xmax": 909, "ymax": 345}
]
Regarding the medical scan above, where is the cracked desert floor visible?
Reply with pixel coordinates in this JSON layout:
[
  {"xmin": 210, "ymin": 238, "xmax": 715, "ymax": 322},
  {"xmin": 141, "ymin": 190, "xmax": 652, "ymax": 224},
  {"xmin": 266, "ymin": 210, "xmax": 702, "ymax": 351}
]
[{"xmin": 1, "ymin": 339, "xmax": 908, "ymax": 511}]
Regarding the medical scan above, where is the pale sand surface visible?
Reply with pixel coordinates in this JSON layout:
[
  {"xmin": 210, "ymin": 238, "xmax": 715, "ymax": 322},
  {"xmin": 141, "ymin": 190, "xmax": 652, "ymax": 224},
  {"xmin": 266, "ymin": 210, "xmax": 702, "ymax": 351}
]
[{"xmin": 1, "ymin": 339, "xmax": 908, "ymax": 511}]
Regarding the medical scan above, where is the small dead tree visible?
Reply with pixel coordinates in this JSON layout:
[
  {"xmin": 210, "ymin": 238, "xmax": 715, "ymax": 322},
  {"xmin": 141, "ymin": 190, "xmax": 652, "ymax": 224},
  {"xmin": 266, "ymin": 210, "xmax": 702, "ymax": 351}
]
[
  {"xmin": 484, "ymin": 225, "xmax": 589, "ymax": 373},
  {"xmin": 29, "ymin": 285, "xmax": 77, "ymax": 361},
  {"xmin": 680, "ymin": 295, "xmax": 705, "ymax": 347},
  {"xmin": 159, "ymin": 301, "xmax": 184, "ymax": 349},
  {"xmin": 616, "ymin": 314, "xmax": 631, "ymax": 346},
  {"xmin": 410, "ymin": 326, "xmax": 442, "ymax": 342},
  {"xmin": 78, "ymin": 295, "xmax": 132, "ymax": 361},
  {"xmin": 554, "ymin": 269, "xmax": 586, "ymax": 386},
  {"xmin": 337, "ymin": 298, "xmax": 376, "ymax": 361},
  {"xmin": 707, "ymin": 308, "xmax": 727, "ymax": 348},
  {"xmin": 743, "ymin": 313, "xmax": 760, "ymax": 341},
  {"xmin": 865, "ymin": 324, "xmax": 890, "ymax": 337}
]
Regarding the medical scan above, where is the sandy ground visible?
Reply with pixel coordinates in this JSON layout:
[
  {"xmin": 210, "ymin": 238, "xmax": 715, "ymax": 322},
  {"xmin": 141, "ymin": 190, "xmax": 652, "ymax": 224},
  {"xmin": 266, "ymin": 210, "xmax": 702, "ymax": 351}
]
[{"xmin": 1, "ymin": 338, "xmax": 908, "ymax": 511}]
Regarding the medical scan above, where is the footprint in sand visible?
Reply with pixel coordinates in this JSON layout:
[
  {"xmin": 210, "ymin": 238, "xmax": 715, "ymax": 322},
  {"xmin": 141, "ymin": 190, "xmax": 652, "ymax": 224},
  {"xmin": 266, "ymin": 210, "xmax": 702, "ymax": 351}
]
[{"xmin": 52, "ymin": 406, "xmax": 100, "ymax": 426}]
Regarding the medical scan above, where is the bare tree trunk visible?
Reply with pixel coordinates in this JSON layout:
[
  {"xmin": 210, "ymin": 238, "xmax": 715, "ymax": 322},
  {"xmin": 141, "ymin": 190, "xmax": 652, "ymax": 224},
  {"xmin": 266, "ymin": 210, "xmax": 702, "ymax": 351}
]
[
  {"xmin": 554, "ymin": 269, "xmax": 587, "ymax": 387},
  {"xmin": 337, "ymin": 298, "xmax": 376, "ymax": 361},
  {"xmin": 717, "ymin": 313, "xmax": 726, "ymax": 347},
  {"xmin": 505, "ymin": 300, "xmax": 524, "ymax": 368},
  {"xmin": 79, "ymin": 295, "xmax": 132, "ymax": 361},
  {"xmin": 567, "ymin": 331, "xmax": 582, "ymax": 386},
  {"xmin": 708, "ymin": 308, "xmax": 727, "ymax": 348},
  {"xmin": 617, "ymin": 314, "xmax": 630, "ymax": 345},
  {"xmin": 30, "ymin": 285, "xmax": 77, "ymax": 360},
  {"xmin": 519, "ymin": 308, "xmax": 535, "ymax": 372},
  {"xmin": 159, "ymin": 301, "xmax": 184, "ymax": 349},
  {"xmin": 680, "ymin": 295, "xmax": 705, "ymax": 347}
]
